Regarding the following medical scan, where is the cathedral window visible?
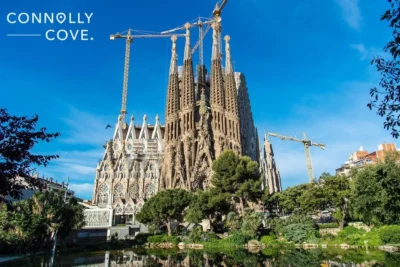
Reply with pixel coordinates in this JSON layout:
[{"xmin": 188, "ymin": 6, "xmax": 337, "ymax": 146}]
[
  {"xmin": 114, "ymin": 183, "xmax": 124, "ymax": 199},
  {"xmin": 125, "ymin": 204, "xmax": 134, "ymax": 214},
  {"xmin": 145, "ymin": 183, "xmax": 155, "ymax": 199},
  {"xmin": 115, "ymin": 203, "xmax": 123, "ymax": 214},
  {"xmin": 98, "ymin": 183, "xmax": 109, "ymax": 204},
  {"xmin": 129, "ymin": 181, "xmax": 139, "ymax": 199}
]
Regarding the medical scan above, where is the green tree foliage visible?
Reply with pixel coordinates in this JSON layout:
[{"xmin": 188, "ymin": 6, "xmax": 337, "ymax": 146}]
[
  {"xmin": 186, "ymin": 188, "xmax": 231, "ymax": 231},
  {"xmin": 282, "ymin": 223, "xmax": 319, "ymax": 244},
  {"xmin": 240, "ymin": 212, "xmax": 262, "ymax": 238},
  {"xmin": 211, "ymin": 150, "xmax": 262, "ymax": 215},
  {"xmin": 270, "ymin": 214, "xmax": 315, "ymax": 235},
  {"xmin": 225, "ymin": 212, "xmax": 241, "ymax": 231},
  {"xmin": 0, "ymin": 109, "xmax": 60, "ymax": 198},
  {"xmin": 136, "ymin": 189, "xmax": 192, "ymax": 236},
  {"xmin": 320, "ymin": 174, "xmax": 351, "ymax": 229},
  {"xmin": 298, "ymin": 183, "xmax": 327, "ymax": 214},
  {"xmin": 273, "ymin": 184, "xmax": 309, "ymax": 214},
  {"xmin": 368, "ymin": 0, "xmax": 400, "ymax": 138},
  {"xmin": 379, "ymin": 225, "xmax": 400, "ymax": 244},
  {"xmin": 352, "ymin": 153, "xmax": 400, "ymax": 225},
  {"xmin": 0, "ymin": 191, "xmax": 84, "ymax": 253}
]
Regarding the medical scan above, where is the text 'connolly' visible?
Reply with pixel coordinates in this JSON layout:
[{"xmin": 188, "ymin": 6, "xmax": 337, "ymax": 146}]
[{"xmin": 7, "ymin": 13, "xmax": 93, "ymax": 24}]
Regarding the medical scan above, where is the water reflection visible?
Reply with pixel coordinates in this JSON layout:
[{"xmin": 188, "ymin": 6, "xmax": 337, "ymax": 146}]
[{"xmin": 6, "ymin": 248, "xmax": 400, "ymax": 267}]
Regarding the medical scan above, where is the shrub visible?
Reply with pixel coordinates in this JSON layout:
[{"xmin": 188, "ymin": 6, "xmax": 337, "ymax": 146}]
[
  {"xmin": 379, "ymin": 225, "xmax": 400, "ymax": 244},
  {"xmin": 337, "ymin": 226, "xmax": 366, "ymax": 246},
  {"xmin": 282, "ymin": 223, "xmax": 318, "ymax": 244},
  {"xmin": 240, "ymin": 213, "xmax": 262, "ymax": 238},
  {"xmin": 364, "ymin": 229, "xmax": 383, "ymax": 247},
  {"xmin": 320, "ymin": 233, "xmax": 336, "ymax": 242},
  {"xmin": 134, "ymin": 233, "xmax": 153, "ymax": 245},
  {"xmin": 318, "ymin": 223, "xmax": 339, "ymax": 229},
  {"xmin": 260, "ymin": 234, "xmax": 277, "ymax": 245},
  {"xmin": 270, "ymin": 214, "xmax": 314, "ymax": 234},
  {"xmin": 225, "ymin": 231, "xmax": 249, "ymax": 245},
  {"xmin": 147, "ymin": 234, "xmax": 179, "ymax": 244},
  {"xmin": 188, "ymin": 226, "xmax": 203, "ymax": 243}
]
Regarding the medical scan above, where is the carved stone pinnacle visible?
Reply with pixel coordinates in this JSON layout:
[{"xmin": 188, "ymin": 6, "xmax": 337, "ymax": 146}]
[
  {"xmin": 171, "ymin": 35, "xmax": 177, "ymax": 43},
  {"xmin": 224, "ymin": 35, "xmax": 230, "ymax": 42},
  {"xmin": 184, "ymin": 22, "xmax": 191, "ymax": 30}
]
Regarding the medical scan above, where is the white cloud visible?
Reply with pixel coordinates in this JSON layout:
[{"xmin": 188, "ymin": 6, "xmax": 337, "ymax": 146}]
[
  {"xmin": 335, "ymin": 0, "xmax": 362, "ymax": 30},
  {"xmin": 35, "ymin": 107, "xmax": 112, "ymax": 200},
  {"xmin": 350, "ymin": 43, "xmax": 368, "ymax": 60},
  {"xmin": 69, "ymin": 183, "xmax": 94, "ymax": 200},
  {"xmin": 350, "ymin": 43, "xmax": 387, "ymax": 61},
  {"xmin": 60, "ymin": 106, "xmax": 115, "ymax": 146}
]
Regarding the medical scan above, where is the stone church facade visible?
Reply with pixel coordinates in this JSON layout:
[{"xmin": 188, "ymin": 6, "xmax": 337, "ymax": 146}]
[
  {"xmin": 88, "ymin": 22, "xmax": 263, "ymax": 226},
  {"xmin": 161, "ymin": 22, "xmax": 260, "ymax": 191},
  {"xmin": 91, "ymin": 114, "xmax": 164, "ymax": 225}
]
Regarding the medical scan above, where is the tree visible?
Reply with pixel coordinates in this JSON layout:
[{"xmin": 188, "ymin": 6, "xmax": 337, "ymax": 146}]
[
  {"xmin": 352, "ymin": 152, "xmax": 400, "ymax": 225},
  {"xmin": 0, "ymin": 191, "xmax": 85, "ymax": 253},
  {"xmin": 275, "ymin": 184, "xmax": 309, "ymax": 215},
  {"xmin": 320, "ymin": 175, "xmax": 351, "ymax": 229},
  {"xmin": 0, "ymin": 109, "xmax": 60, "ymax": 198},
  {"xmin": 186, "ymin": 188, "xmax": 231, "ymax": 231},
  {"xmin": 368, "ymin": 0, "xmax": 400, "ymax": 138},
  {"xmin": 136, "ymin": 189, "xmax": 192, "ymax": 236},
  {"xmin": 211, "ymin": 150, "xmax": 262, "ymax": 215},
  {"xmin": 298, "ymin": 183, "xmax": 327, "ymax": 214}
]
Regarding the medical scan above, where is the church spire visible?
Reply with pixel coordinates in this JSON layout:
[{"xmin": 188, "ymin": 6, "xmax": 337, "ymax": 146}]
[
  {"xmin": 184, "ymin": 23, "xmax": 192, "ymax": 61},
  {"xmin": 224, "ymin": 35, "xmax": 233, "ymax": 74},
  {"xmin": 181, "ymin": 23, "xmax": 196, "ymax": 136},
  {"xmin": 210, "ymin": 21, "xmax": 227, "ymax": 157},
  {"xmin": 223, "ymin": 35, "xmax": 241, "ymax": 154},
  {"xmin": 224, "ymin": 35, "xmax": 239, "ymax": 115},
  {"xmin": 165, "ymin": 35, "xmax": 180, "ymax": 118},
  {"xmin": 210, "ymin": 22, "xmax": 225, "ymax": 109},
  {"xmin": 169, "ymin": 35, "xmax": 178, "ymax": 75},
  {"xmin": 181, "ymin": 23, "xmax": 195, "ymax": 110}
]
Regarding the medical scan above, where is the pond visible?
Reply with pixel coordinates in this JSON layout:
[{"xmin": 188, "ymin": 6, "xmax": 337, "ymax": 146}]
[{"xmin": 4, "ymin": 248, "xmax": 400, "ymax": 266}]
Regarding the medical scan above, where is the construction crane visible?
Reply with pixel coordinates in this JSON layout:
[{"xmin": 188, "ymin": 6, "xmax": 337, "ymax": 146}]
[
  {"xmin": 267, "ymin": 132, "xmax": 325, "ymax": 183},
  {"xmin": 110, "ymin": 30, "xmax": 185, "ymax": 122},
  {"xmin": 160, "ymin": 0, "xmax": 228, "ymax": 86}
]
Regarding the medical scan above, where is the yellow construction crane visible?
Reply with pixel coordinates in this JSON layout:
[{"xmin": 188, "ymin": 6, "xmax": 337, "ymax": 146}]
[
  {"xmin": 160, "ymin": 0, "xmax": 229, "ymax": 86},
  {"xmin": 267, "ymin": 132, "xmax": 325, "ymax": 183},
  {"xmin": 110, "ymin": 30, "xmax": 185, "ymax": 122}
]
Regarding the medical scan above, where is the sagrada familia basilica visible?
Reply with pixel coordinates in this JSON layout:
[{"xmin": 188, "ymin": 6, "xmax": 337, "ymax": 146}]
[{"xmin": 87, "ymin": 20, "xmax": 281, "ymax": 227}]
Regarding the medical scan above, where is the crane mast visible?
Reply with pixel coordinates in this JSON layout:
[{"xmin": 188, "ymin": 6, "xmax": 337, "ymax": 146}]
[
  {"xmin": 267, "ymin": 132, "xmax": 325, "ymax": 183},
  {"xmin": 110, "ymin": 30, "xmax": 184, "ymax": 122}
]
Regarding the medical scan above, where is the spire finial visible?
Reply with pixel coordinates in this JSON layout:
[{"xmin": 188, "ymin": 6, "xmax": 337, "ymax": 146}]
[
  {"xmin": 169, "ymin": 35, "xmax": 178, "ymax": 74},
  {"xmin": 211, "ymin": 22, "xmax": 221, "ymax": 60},
  {"xmin": 130, "ymin": 115, "xmax": 134, "ymax": 121},
  {"xmin": 184, "ymin": 23, "xmax": 191, "ymax": 60},
  {"xmin": 143, "ymin": 114, "xmax": 147, "ymax": 121},
  {"xmin": 224, "ymin": 35, "xmax": 233, "ymax": 74},
  {"xmin": 156, "ymin": 114, "xmax": 159, "ymax": 121}
]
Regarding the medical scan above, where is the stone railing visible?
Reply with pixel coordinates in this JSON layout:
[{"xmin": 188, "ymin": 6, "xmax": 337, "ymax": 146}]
[{"xmin": 83, "ymin": 208, "xmax": 113, "ymax": 228}]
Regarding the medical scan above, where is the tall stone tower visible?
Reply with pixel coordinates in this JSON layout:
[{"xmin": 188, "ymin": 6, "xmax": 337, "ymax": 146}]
[
  {"xmin": 161, "ymin": 21, "xmax": 250, "ymax": 191},
  {"xmin": 260, "ymin": 133, "xmax": 282, "ymax": 194},
  {"xmin": 235, "ymin": 72, "xmax": 259, "ymax": 163},
  {"xmin": 223, "ymin": 35, "xmax": 241, "ymax": 154}
]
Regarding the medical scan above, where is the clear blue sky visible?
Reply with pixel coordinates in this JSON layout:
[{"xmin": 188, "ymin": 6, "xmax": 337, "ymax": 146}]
[{"xmin": 0, "ymin": 0, "xmax": 395, "ymax": 199}]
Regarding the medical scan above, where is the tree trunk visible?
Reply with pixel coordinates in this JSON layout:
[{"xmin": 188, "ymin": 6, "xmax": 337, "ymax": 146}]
[
  {"xmin": 339, "ymin": 219, "xmax": 344, "ymax": 230},
  {"xmin": 166, "ymin": 220, "xmax": 171, "ymax": 236},
  {"xmin": 239, "ymin": 197, "xmax": 245, "ymax": 216}
]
